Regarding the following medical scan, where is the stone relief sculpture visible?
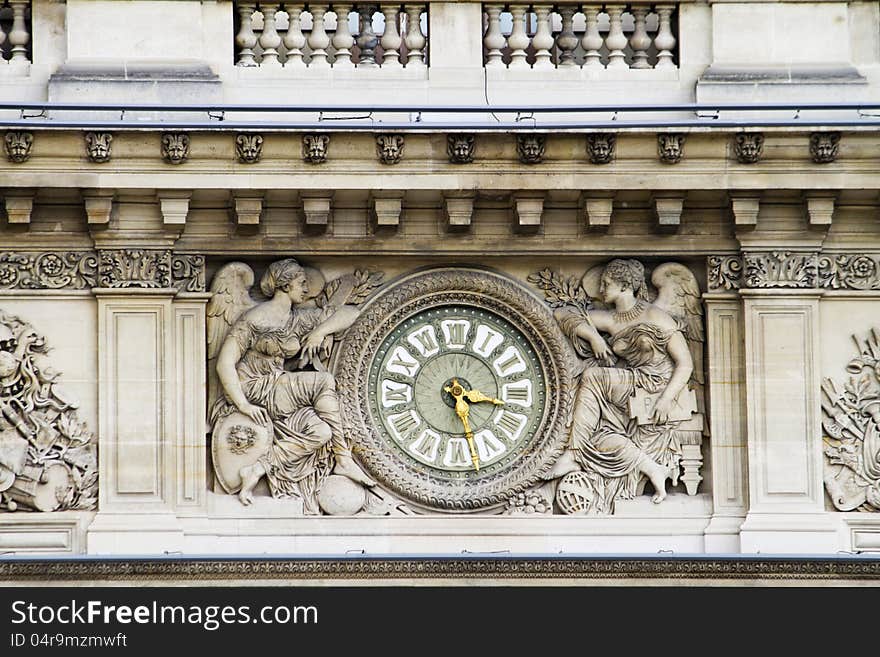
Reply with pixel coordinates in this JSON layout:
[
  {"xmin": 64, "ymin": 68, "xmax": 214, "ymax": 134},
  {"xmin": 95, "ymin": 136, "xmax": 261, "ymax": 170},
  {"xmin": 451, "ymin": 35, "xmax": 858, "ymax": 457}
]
[
  {"xmin": 822, "ymin": 327, "xmax": 880, "ymax": 512},
  {"xmin": 810, "ymin": 132, "xmax": 840, "ymax": 164},
  {"xmin": 161, "ymin": 132, "xmax": 190, "ymax": 164},
  {"xmin": 447, "ymin": 134, "xmax": 475, "ymax": 164},
  {"xmin": 517, "ymin": 134, "xmax": 545, "ymax": 164},
  {"xmin": 376, "ymin": 134, "xmax": 404, "ymax": 165},
  {"xmin": 0, "ymin": 311, "xmax": 97, "ymax": 512},
  {"xmin": 206, "ymin": 259, "xmax": 383, "ymax": 514},
  {"xmin": 235, "ymin": 133, "xmax": 263, "ymax": 164},
  {"xmin": 84, "ymin": 132, "xmax": 113, "ymax": 163},
  {"xmin": 5, "ymin": 131, "xmax": 33, "ymax": 163},
  {"xmin": 303, "ymin": 134, "xmax": 330, "ymax": 164},
  {"xmin": 586, "ymin": 133, "xmax": 615, "ymax": 165},
  {"xmin": 734, "ymin": 133, "xmax": 764, "ymax": 164},
  {"xmin": 658, "ymin": 134, "xmax": 685, "ymax": 164},
  {"xmin": 529, "ymin": 259, "xmax": 705, "ymax": 514}
]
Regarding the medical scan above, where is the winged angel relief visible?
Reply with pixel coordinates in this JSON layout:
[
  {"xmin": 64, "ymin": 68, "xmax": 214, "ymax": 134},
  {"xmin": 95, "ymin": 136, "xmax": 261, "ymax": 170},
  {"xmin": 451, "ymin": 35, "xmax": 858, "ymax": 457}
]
[
  {"xmin": 529, "ymin": 259, "xmax": 705, "ymax": 514},
  {"xmin": 207, "ymin": 259, "xmax": 382, "ymax": 513}
]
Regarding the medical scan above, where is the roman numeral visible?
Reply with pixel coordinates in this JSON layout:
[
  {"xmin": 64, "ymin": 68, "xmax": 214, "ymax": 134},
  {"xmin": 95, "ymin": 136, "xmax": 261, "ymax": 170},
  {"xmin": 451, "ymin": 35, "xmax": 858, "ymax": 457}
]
[
  {"xmin": 441, "ymin": 320, "xmax": 470, "ymax": 349},
  {"xmin": 407, "ymin": 326, "xmax": 440, "ymax": 358},
  {"xmin": 388, "ymin": 410, "xmax": 420, "ymax": 440},
  {"xmin": 494, "ymin": 410, "xmax": 527, "ymax": 442},
  {"xmin": 443, "ymin": 438, "xmax": 471, "ymax": 467},
  {"xmin": 409, "ymin": 430, "xmax": 441, "ymax": 462},
  {"xmin": 475, "ymin": 430, "xmax": 507, "ymax": 462},
  {"xmin": 493, "ymin": 346, "xmax": 526, "ymax": 377},
  {"xmin": 381, "ymin": 380, "xmax": 412, "ymax": 407},
  {"xmin": 473, "ymin": 324, "xmax": 503, "ymax": 358},
  {"xmin": 502, "ymin": 380, "xmax": 532, "ymax": 407},
  {"xmin": 387, "ymin": 346, "xmax": 420, "ymax": 377}
]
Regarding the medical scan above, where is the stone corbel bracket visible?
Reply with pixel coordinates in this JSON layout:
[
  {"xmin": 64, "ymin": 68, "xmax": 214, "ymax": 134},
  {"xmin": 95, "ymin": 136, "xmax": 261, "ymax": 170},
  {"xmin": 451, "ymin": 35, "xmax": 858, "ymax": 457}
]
[
  {"xmin": 653, "ymin": 193, "xmax": 684, "ymax": 230},
  {"xmin": 4, "ymin": 191, "xmax": 34, "ymax": 225},
  {"xmin": 804, "ymin": 193, "xmax": 836, "ymax": 228},
  {"xmin": 582, "ymin": 194, "xmax": 614, "ymax": 231},
  {"xmin": 730, "ymin": 194, "xmax": 760, "ymax": 230},
  {"xmin": 513, "ymin": 193, "xmax": 545, "ymax": 231},
  {"xmin": 301, "ymin": 191, "xmax": 333, "ymax": 227},
  {"xmin": 371, "ymin": 192, "xmax": 405, "ymax": 228},
  {"xmin": 82, "ymin": 190, "xmax": 115, "ymax": 227},
  {"xmin": 443, "ymin": 192, "xmax": 475, "ymax": 229},
  {"xmin": 232, "ymin": 192, "xmax": 263, "ymax": 227}
]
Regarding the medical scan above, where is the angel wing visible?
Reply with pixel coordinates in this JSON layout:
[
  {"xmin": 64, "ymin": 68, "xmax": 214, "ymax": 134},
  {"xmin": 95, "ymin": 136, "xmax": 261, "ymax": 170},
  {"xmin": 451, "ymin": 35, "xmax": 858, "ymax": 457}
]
[
  {"xmin": 651, "ymin": 262, "xmax": 706, "ymax": 420},
  {"xmin": 206, "ymin": 262, "xmax": 257, "ymax": 428}
]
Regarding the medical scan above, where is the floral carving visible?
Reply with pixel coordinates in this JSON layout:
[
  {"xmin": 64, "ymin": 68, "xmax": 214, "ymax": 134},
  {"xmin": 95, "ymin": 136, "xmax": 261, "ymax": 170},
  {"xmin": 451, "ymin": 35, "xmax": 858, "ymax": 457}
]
[
  {"xmin": 517, "ymin": 134, "xmax": 545, "ymax": 164},
  {"xmin": 98, "ymin": 249, "xmax": 172, "ymax": 288},
  {"xmin": 744, "ymin": 252, "xmax": 818, "ymax": 288},
  {"xmin": 303, "ymin": 134, "xmax": 330, "ymax": 164},
  {"xmin": 171, "ymin": 254, "xmax": 206, "ymax": 292},
  {"xmin": 586, "ymin": 133, "xmax": 615, "ymax": 165},
  {"xmin": 0, "ymin": 252, "xmax": 98, "ymax": 290},
  {"xmin": 84, "ymin": 132, "xmax": 113, "ymax": 163},
  {"xmin": 818, "ymin": 255, "xmax": 880, "ymax": 291},
  {"xmin": 376, "ymin": 134, "xmax": 404, "ymax": 165},
  {"xmin": 810, "ymin": 132, "xmax": 840, "ymax": 164},
  {"xmin": 707, "ymin": 255, "xmax": 744, "ymax": 291},
  {"xmin": 0, "ymin": 311, "xmax": 98, "ymax": 512},
  {"xmin": 161, "ymin": 132, "xmax": 190, "ymax": 165},
  {"xmin": 821, "ymin": 327, "xmax": 880, "ymax": 512},
  {"xmin": 733, "ymin": 133, "xmax": 763, "ymax": 164},
  {"xmin": 658, "ymin": 134, "xmax": 685, "ymax": 164},
  {"xmin": 4, "ymin": 131, "xmax": 32, "ymax": 163},
  {"xmin": 235, "ymin": 133, "xmax": 263, "ymax": 164},
  {"xmin": 446, "ymin": 134, "xmax": 475, "ymax": 164}
]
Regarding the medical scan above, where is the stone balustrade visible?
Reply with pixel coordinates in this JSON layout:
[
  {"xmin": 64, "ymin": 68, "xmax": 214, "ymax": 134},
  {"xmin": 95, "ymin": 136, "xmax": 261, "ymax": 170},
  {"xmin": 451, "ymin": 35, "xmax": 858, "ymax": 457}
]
[
  {"xmin": 0, "ymin": 0, "xmax": 31, "ymax": 67},
  {"xmin": 483, "ymin": 3, "xmax": 677, "ymax": 69},
  {"xmin": 235, "ymin": 3, "xmax": 428, "ymax": 68}
]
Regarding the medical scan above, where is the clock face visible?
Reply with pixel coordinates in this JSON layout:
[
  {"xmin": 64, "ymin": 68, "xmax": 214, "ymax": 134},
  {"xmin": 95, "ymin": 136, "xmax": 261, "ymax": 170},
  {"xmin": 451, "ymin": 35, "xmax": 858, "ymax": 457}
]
[
  {"xmin": 334, "ymin": 268, "xmax": 572, "ymax": 513},
  {"xmin": 368, "ymin": 306, "xmax": 546, "ymax": 478}
]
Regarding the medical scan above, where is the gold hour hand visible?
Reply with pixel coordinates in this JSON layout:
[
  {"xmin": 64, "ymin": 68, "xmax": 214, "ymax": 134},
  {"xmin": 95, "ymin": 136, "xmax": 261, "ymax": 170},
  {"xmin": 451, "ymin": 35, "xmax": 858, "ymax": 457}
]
[
  {"xmin": 464, "ymin": 388, "xmax": 504, "ymax": 406},
  {"xmin": 443, "ymin": 379, "xmax": 480, "ymax": 472}
]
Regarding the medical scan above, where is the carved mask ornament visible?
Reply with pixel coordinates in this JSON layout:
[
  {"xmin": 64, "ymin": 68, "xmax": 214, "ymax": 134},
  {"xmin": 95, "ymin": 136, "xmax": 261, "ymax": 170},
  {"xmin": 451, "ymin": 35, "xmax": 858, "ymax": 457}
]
[
  {"xmin": 658, "ymin": 134, "xmax": 685, "ymax": 164},
  {"xmin": 84, "ymin": 132, "xmax": 113, "ymax": 163},
  {"xmin": 4, "ymin": 131, "xmax": 33, "ymax": 163},
  {"xmin": 235, "ymin": 133, "xmax": 263, "ymax": 164},
  {"xmin": 376, "ymin": 134, "xmax": 404, "ymax": 165},
  {"xmin": 302, "ymin": 134, "xmax": 330, "ymax": 164},
  {"xmin": 517, "ymin": 134, "xmax": 546, "ymax": 164},
  {"xmin": 586, "ymin": 133, "xmax": 615, "ymax": 165},
  {"xmin": 162, "ymin": 132, "xmax": 190, "ymax": 165},
  {"xmin": 734, "ymin": 133, "xmax": 764, "ymax": 164},
  {"xmin": 810, "ymin": 132, "xmax": 840, "ymax": 164},
  {"xmin": 447, "ymin": 134, "xmax": 475, "ymax": 164}
]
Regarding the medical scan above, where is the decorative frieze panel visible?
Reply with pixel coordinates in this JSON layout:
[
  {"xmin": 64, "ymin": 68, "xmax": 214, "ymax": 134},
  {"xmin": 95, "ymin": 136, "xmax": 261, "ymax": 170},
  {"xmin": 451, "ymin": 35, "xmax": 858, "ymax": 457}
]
[
  {"xmin": 0, "ymin": 311, "xmax": 97, "ymax": 512},
  {"xmin": 822, "ymin": 327, "xmax": 880, "ymax": 512},
  {"xmin": 0, "ymin": 252, "xmax": 98, "ymax": 290},
  {"xmin": 98, "ymin": 249, "xmax": 172, "ymax": 289},
  {"xmin": 709, "ymin": 254, "xmax": 880, "ymax": 291},
  {"xmin": 171, "ymin": 255, "xmax": 206, "ymax": 293}
]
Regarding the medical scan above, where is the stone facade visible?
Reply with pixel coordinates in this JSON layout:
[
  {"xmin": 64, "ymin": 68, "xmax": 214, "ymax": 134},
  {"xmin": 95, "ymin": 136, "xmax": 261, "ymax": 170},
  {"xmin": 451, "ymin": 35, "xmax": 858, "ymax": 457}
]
[{"xmin": 0, "ymin": 0, "xmax": 879, "ymax": 561}]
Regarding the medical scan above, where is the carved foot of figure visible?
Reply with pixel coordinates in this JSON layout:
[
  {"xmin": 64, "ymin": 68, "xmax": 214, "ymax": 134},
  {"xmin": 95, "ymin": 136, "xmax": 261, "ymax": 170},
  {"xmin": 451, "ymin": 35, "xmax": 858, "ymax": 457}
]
[
  {"xmin": 334, "ymin": 453, "xmax": 376, "ymax": 487},
  {"xmin": 546, "ymin": 449, "xmax": 580, "ymax": 480},
  {"xmin": 238, "ymin": 461, "xmax": 266, "ymax": 506},
  {"xmin": 641, "ymin": 459, "xmax": 670, "ymax": 504}
]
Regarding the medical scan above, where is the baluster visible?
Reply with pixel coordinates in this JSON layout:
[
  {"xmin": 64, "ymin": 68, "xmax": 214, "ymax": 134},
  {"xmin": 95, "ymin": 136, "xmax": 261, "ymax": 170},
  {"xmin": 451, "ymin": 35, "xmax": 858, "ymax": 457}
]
[
  {"xmin": 235, "ymin": 3, "xmax": 258, "ymax": 66},
  {"xmin": 331, "ymin": 4, "xmax": 355, "ymax": 68},
  {"xmin": 380, "ymin": 4, "xmax": 402, "ymax": 67},
  {"xmin": 556, "ymin": 5, "xmax": 578, "ymax": 68},
  {"xmin": 308, "ymin": 4, "xmax": 331, "ymax": 67},
  {"xmin": 483, "ymin": 4, "xmax": 506, "ymax": 68},
  {"xmin": 629, "ymin": 5, "xmax": 651, "ymax": 69},
  {"xmin": 654, "ymin": 4, "xmax": 677, "ymax": 69},
  {"xmin": 258, "ymin": 3, "xmax": 282, "ymax": 66},
  {"xmin": 604, "ymin": 4, "xmax": 627, "ymax": 69},
  {"xmin": 531, "ymin": 4, "xmax": 554, "ymax": 69},
  {"xmin": 8, "ymin": 0, "xmax": 29, "ymax": 65},
  {"xmin": 507, "ymin": 4, "xmax": 530, "ymax": 69},
  {"xmin": 357, "ymin": 4, "xmax": 379, "ymax": 67},
  {"xmin": 581, "ymin": 4, "xmax": 603, "ymax": 68},
  {"xmin": 404, "ymin": 4, "xmax": 426, "ymax": 67},
  {"xmin": 283, "ymin": 5, "xmax": 307, "ymax": 68}
]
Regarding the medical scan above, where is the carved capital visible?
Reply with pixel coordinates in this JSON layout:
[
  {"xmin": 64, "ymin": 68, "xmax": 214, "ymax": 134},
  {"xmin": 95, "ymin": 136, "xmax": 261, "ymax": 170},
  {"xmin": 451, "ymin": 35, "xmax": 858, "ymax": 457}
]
[
  {"xmin": 516, "ymin": 134, "xmax": 545, "ymax": 164},
  {"xmin": 4, "ymin": 131, "xmax": 32, "ymax": 163},
  {"xmin": 376, "ymin": 134, "xmax": 404, "ymax": 165},
  {"xmin": 657, "ymin": 133, "xmax": 685, "ymax": 164},
  {"xmin": 707, "ymin": 255, "xmax": 744, "ymax": 291},
  {"xmin": 810, "ymin": 132, "xmax": 840, "ymax": 164},
  {"xmin": 447, "ymin": 133, "xmax": 475, "ymax": 164},
  {"xmin": 84, "ymin": 132, "xmax": 113, "ymax": 163},
  {"xmin": 0, "ymin": 252, "xmax": 98, "ymax": 290},
  {"xmin": 743, "ymin": 251, "xmax": 818, "ymax": 288},
  {"xmin": 586, "ymin": 133, "xmax": 615, "ymax": 165},
  {"xmin": 303, "ymin": 134, "xmax": 330, "ymax": 164},
  {"xmin": 171, "ymin": 254, "xmax": 206, "ymax": 292},
  {"xmin": 97, "ymin": 249, "xmax": 172, "ymax": 288},
  {"xmin": 161, "ymin": 132, "xmax": 190, "ymax": 165},
  {"xmin": 733, "ymin": 133, "xmax": 764, "ymax": 164},
  {"xmin": 235, "ymin": 133, "xmax": 263, "ymax": 164}
]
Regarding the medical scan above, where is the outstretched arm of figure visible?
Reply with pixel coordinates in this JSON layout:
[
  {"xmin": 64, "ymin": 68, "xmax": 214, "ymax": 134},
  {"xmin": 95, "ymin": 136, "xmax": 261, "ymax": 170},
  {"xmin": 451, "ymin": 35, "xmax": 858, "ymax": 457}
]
[
  {"xmin": 217, "ymin": 337, "xmax": 270, "ymax": 426},
  {"xmin": 652, "ymin": 331, "xmax": 694, "ymax": 424},
  {"xmin": 301, "ymin": 304, "xmax": 360, "ymax": 355}
]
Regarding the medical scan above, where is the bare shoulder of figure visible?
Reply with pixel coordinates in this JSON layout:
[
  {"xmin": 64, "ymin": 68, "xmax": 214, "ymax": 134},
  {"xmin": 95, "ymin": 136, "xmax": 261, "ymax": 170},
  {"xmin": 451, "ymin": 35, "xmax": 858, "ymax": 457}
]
[
  {"xmin": 589, "ymin": 309, "xmax": 614, "ymax": 329},
  {"xmin": 645, "ymin": 305, "xmax": 678, "ymax": 330}
]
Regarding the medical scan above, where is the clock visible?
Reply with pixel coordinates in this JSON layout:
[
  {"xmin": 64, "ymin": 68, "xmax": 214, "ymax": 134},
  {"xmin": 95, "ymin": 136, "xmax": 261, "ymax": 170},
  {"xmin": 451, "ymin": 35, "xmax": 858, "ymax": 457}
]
[{"xmin": 334, "ymin": 268, "xmax": 573, "ymax": 513}]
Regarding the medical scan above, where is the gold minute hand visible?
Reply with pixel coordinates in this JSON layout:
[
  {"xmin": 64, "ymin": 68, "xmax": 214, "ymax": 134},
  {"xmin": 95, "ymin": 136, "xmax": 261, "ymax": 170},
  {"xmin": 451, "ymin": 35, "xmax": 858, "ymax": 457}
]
[{"xmin": 443, "ymin": 379, "xmax": 480, "ymax": 471}]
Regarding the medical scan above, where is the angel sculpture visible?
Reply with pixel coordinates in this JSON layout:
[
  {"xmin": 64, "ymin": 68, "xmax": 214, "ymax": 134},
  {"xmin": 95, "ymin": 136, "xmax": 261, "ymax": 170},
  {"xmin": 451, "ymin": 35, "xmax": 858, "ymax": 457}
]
[
  {"xmin": 207, "ymin": 258, "xmax": 379, "ymax": 512},
  {"xmin": 534, "ymin": 259, "xmax": 705, "ymax": 514}
]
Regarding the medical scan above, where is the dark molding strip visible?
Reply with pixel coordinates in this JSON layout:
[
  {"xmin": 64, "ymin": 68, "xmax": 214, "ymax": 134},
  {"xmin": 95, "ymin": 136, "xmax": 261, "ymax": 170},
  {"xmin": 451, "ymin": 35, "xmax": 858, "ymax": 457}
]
[{"xmin": 2, "ymin": 557, "xmax": 880, "ymax": 582}]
